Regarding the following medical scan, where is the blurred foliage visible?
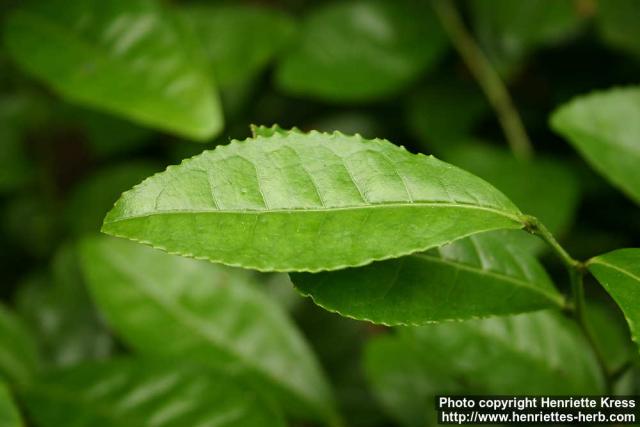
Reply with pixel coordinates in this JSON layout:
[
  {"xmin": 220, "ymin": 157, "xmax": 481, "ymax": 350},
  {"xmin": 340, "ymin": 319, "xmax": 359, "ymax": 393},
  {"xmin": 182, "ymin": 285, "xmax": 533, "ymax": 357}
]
[{"xmin": 0, "ymin": 0, "xmax": 639, "ymax": 426}]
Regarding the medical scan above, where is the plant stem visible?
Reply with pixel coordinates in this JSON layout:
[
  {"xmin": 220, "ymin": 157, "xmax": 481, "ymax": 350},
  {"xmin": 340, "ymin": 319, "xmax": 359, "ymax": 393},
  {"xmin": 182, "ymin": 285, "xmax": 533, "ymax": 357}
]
[
  {"xmin": 526, "ymin": 216, "xmax": 612, "ymax": 392},
  {"xmin": 431, "ymin": 0, "xmax": 533, "ymax": 160}
]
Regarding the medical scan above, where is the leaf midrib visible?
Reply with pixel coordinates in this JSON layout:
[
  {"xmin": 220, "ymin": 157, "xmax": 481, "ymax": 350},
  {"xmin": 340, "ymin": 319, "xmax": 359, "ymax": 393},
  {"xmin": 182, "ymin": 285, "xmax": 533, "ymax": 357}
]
[
  {"xmin": 413, "ymin": 253, "xmax": 563, "ymax": 306},
  {"xmin": 589, "ymin": 259, "xmax": 640, "ymax": 283},
  {"xmin": 104, "ymin": 201, "xmax": 524, "ymax": 224},
  {"xmin": 100, "ymin": 249, "xmax": 322, "ymax": 415}
]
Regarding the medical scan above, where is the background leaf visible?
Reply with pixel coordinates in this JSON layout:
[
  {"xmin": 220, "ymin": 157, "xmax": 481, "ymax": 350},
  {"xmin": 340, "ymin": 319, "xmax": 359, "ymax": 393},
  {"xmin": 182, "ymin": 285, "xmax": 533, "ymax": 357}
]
[
  {"xmin": 551, "ymin": 86, "xmax": 640, "ymax": 204},
  {"xmin": 102, "ymin": 130, "xmax": 525, "ymax": 272},
  {"xmin": 4, "ymin": 0, "xmax": 223, "ymax": 140},
  {"xmin": 596, "ymin": 0, "xmax": 640, "ymax": 59},
  {"xmin": 14, "ymin": 243, "xmax": 114, "ymax": 367},
  {"xmin": 181, "ymin": 5, "xmax": 294, "ymax": 89},
  {"xmin": 79, "ymin": 236, "xmax": 338, "ymax": 424},
  {"xmin": 292, "ymin": 232, "xmax": 563, "ymax": 325},
  {"xmin": 588, "ymin": 248, "xmax": 640, "ymax": 353},
  {"xmin": 0, "ymin": 382, "xmax": 22, "ymax": 427},
  {"xmin": 365, "ymin": 311, "xmax": 604, "ymax": 427},
  {"xmin": 276, "ymin": 0, "xmax": 447, "ymax": 101},
  {"xmin": 0, "ymin": 303, "xmax": 39, "ymax": 385},
  {"xmin": 22, "ymin": 358, "xmax": 285, "ymax": 427}
]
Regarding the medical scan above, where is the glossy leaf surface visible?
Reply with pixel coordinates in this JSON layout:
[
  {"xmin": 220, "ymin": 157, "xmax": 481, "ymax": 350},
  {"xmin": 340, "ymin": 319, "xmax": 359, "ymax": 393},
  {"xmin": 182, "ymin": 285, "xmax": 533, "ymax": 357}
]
[
  {"xmin": 4, "ymin": 0, "xmax": 222, "ymax": 140},
  {"xmin": 588, "ymin": 248, "xmax": 640, "ymax": 353},
  {"xmin": 79, "ymin": 236, "xmax": 337, "ymax": 423},
  {"xmin": 102, "ymin": 130, "xmax": 525, "ymax": 272},
  {"xmin": 551, "ymin": 87, "xmax": 640, "ymax": 204},
  {"xmin": 181, "ymin": 5, "xmax": 294, "ymax": 88},
  {"xmin": 22, "ymin": 359, "xmax": 285, "ymax": 427},
  {"xmin": 293, "ymin": 232, "xmax": 563, "ymax": 325},
  {"xmin": 0, "ymin": 382, "xmax": 21, "ymax": 427},
  {"xmin": 0, "ymin": 304, "xmax": 39, "ymax": 384},
  {"xmin": 365, "ymin": 311, "xmax": 604, "ymax": 427},
  {"xmin": 276, "ymin": 0, "xmax": 447, "ymax": 101}
]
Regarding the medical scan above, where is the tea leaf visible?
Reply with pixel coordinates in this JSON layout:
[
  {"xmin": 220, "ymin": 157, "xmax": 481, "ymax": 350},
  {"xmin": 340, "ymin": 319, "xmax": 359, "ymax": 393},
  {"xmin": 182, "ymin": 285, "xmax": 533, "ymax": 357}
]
[
  {"xmin": 0, "ymin": 304, "xmax": 39, "ymax": 385},
  {"xmin": 551, "ymin": 86, "xmax": 640, "ymax": 204},
  {"xmin": 22, "ymin": 358, "xmax": 285, "ymax": 427},
  {"xmin": 365, "ymin": 311, "xmax": 604, "ymax": 427},
  {"xmin": 102, "ymin": 130, "xmax": 525, "ymax": 272},
  {"xmin": 4, "ymin": 0, "xmax": 222, "ymax": 140},
  {"xmin": 79, "ymin": 236, "xmax": 338, "ymax": 423},
  {"xmin": 0, "ymin": 382, "xmax": 22, "ymax": 427},
  {"xmin": 292, "ymin": 232, "xmax": 563, "ymax": 325},
  {"xmin": 588, "ymin": 248, "xmax": 640, "ymax": 353},
  {"xmin": 596, "ymin": 0, "xmax": 640, "ymax": 59},
  {"xmin": 276, "ymin": 0, "xmax": 447, "ymax": 101}
]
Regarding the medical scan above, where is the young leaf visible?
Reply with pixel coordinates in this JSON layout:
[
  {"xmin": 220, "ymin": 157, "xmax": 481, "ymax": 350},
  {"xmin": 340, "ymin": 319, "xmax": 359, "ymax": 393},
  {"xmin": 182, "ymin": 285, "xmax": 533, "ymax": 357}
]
[
  {"xmin": 21, "ymin": 358, "xmax": 285, "ymax": 427},
  {"xmin": 551, "ymin": 87, "xmax": 640, "ymax": 204},
  {"xmin": 588, "ymin": 248, "xmax": 640, "ymax": 353},
  {"xmin": 4, "ymin": 0, "xmax": 222, "ymax": 141},
  {"xmin": 102, "ymin": 130, "xmax": 526, "ymax": 272},
  {"xmin": 275, "ymin": 0, "xmax": 447, "ymax": 101},
  {"xmin": 0, "ymin": 382, "xmax": 22, "ymax": 427},
  {"xmin": 0, "ymin": 304, "xmax": 39, "ymax": 385},
  {"xmin": 365, "ymin": 311, "xmax": 604, "ymax": 427},
  {"xmin": 292, "ymin": 232, "xmax": 563, "ymax": 325},
  {"xmin": 180, "ymin": 5, "xmax": 295, "ymax": 88},
  {"xmin": 79, "ymin": 236, "xmax": 338, "ymax": 424}
]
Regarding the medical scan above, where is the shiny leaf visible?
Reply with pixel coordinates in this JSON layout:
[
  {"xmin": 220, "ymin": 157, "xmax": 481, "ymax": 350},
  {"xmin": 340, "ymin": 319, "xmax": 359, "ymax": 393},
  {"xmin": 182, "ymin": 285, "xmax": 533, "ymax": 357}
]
[
  {"xmin": 4, "ymin": 0, "xmax": 223, "ymax": 140},
  {"xmin": 292, "ymin": 232, "xmax": 563, "ymax": 325},
  {"xmin": 0, "ymin": 304, "xmax": 39, "ymax": 385},
  {"xmin": 79, "ymin": 236, "xmax": 338, "ymax": 424},
  {"xmin": 365, "ymin": 311, "xmax": 604, "ymax": 427},
  {"xmin": 551, "ymin": 86, "xmax": 640, "ymax": 204},
  {"xmin": 22, "ymin": 358, "xmax": 285, "ymax": 427},
  {"xmin": 102, "ymin": 129, "xmax": 525, "ymax": 272},
  {"xmin": 276, "ymin": 0, "xmax": 447, "ymax": 101},
  {"xmin": 588, "ymin": 248, "xmax": 640, "ymax": 353}
]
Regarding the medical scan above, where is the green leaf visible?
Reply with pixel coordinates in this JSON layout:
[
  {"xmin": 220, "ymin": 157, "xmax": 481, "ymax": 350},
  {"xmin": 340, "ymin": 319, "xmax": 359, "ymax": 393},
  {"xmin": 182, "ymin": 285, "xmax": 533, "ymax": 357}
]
[
  {"xmin": 444, "ymin": 143, "xmax": 580, "ymax": 253},
  {"xmin": 65, "ymin": 161, "xmax": 160, "ymax": 236},
  {"xmin": 0, "ymin": 120, "xmax": 30, "ymax": 194},
  {"xmin": 588, "ymin": 248, "xmax": 640, "ymax": 353},
  {"xmin": 21, "ymin": 358, "xmax": 285, "ymax": 427},
  {"xmin": 292, "ymin": 232, "xmax": 563, "ymax": 325},
  {"xmin": 0, "ymin": 304, "xmax": 39, "ymax": 385},
  {"xmin": 4, "ymin": 0, "xmax": 222, "ymax": 141},
  {"xmin": 79, "ymin": 236, "xmax": 338, "ymax": 424},
  {"xmin": 276, "ymin": 0, "xmax": 447, "ymax": 101},
  {"xmin": 14, "ymin": 243, "xmax": 114, "ymax": 367},
  {"xmin": 0, "ymin": 382, "xmax": 22, "ymax": 427},
  {"xmin": 596, "ymin": 0, "xmax": 640, "ymax": 59},
  {"xmin": 365, "ymin": 311, "xmax": 604, "ymax": 427},
  {"xmin": 551, "ymin": 86, "xmax": 640, "ymax": 204},
  {"xmin": 102, "ymin": 129, "xmax": 525, "ymax": 272},
  {"xmin": 470, "ymin": 0, "xmax": 582, "ymax": 75},
  {"xmin": 181, "ymin": 5, "xmax": 295, "ymax": 88}
]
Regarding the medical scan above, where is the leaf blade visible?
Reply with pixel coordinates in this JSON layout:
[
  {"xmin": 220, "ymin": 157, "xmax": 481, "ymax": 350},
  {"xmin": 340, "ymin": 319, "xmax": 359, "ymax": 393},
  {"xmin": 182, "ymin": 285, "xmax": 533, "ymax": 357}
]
[
  {"xmin": 551, "ymin": 86, "xmax": 640, "ymax": 204},
  {"xmin": 79, "ymin": 236, "xmax": 338, "ymax": 423},
  {"xmin": 102, "ymin": 130, "xmax": 525, "ymax": 272},
  {"xmin": 4, "ymin": 0, "xmax": 223, "ymax": 140},
  {"xmin": 21, "ymin": 358, "xmax": 285, "ymax": 427},
  {"xmin": 292, "ymin": 232, "xmax": 564, "ymax": 325},
  {"xmin": 588, "ymin": 248, "xmax": 640, "ymax": 353}
]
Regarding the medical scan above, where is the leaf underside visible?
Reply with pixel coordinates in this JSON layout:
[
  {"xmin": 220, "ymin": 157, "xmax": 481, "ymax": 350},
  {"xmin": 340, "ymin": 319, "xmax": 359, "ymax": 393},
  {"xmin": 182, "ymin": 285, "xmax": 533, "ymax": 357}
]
[{"xmin": 102, "ymin": 129, "xmax": 524, "ymax": 272}]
